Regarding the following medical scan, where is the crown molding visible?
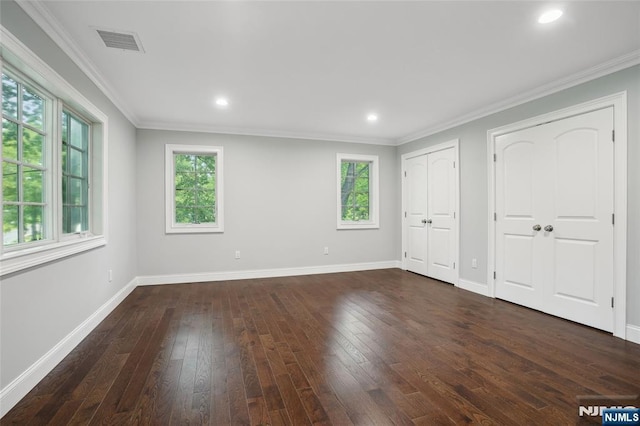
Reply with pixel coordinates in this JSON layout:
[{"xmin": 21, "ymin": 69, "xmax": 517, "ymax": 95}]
[
  {"xmin": 396, "ymin": 49, "xmax": 640, "ymax": 145},
  {"xmin": 15, "ymin": 0, "xmax": 141, "ymax": 126},
  {"xmin": 138, "ymin": 120, "xmax": 396, "ymax": 146}
]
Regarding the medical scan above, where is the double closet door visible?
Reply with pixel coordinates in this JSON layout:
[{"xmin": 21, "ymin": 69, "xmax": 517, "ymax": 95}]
[
  {"xmin": 404, "ymin": 147, "xmax": 457, "ymax": 284},
  {"xmin": 494, "ymin": 107, "xmax": 614, "ymax": 332}
]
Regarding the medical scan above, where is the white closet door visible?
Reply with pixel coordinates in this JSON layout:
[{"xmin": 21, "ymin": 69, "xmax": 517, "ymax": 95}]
[
  {"xmin": 495, "ymin": 107, "xmax": 614, "ymax": 332},
  {"xmin": 404, "ymin": 147, "xmax": 457, "ymax": 284},
  {"xmin": 405, "ymin": 154, "xmax": 429, "ymax": 277},
  {"xmin": 426, "ymin": 148, "xmax": 457, "ymax": 283}
]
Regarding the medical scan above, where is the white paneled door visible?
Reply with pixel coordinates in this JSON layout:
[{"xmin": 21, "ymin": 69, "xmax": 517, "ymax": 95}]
[
  {"xmin": 405, "ymin": 147, "xmax": 457, "ymax": 284},
  {"xmin": 495, "ymin": 107, "xmax": 614, "ymax": 332}
]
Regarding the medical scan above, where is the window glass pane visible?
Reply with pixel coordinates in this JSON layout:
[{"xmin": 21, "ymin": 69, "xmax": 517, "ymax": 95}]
[
  {"xmin": 175, "ymin": 154, "xmax": 195, "ymax": 172},
  {"xmin": 175, "ymin": 171, "xmax": 195, "ymax": 191},
  {"xmin": 69, "ymin": 115, "xmax": 87, "ymax": 149},
  {"xmin": 197, "ymin": 189, "xmax": 215, "ymax": 206},
  {"xmin": 68, "ymin": 177, "xmax": 85, "ymax": 205},
  {"xmin": 195, "ymin": 207, "xmax": 215, "ymax": 223},
  {"xmin": 23, "ymin": 167, "xmax": 44, "ymax": 203},
  {"xmin": 23, "ymin": 205, "xmax": 44, "ymax": 242},
  {"xmin": 2, "ymin": 162, "xmax": 18, "ymax": 202},
  {"xmin": 197, "ymin": 155, "xmax": 215, "ymax": 174},
  {"xmin": 2, "ymin": 74, "xmax": 18, "ymax": 120},
  {"xmin": 175, "ymin": 207, "xmax": 194, "ymax": 224},
  {"xmin": 2, "ymin": 204, "xmax": 18, "ymax": 246},
  {"xmin": 64, "ymin": 206, "xmax": 86, "ymax": 233},
  {"xmin": 175, "ymin": 188, "xmax": 195, "ymax": 208},
  {"xmin": 23, "ymin": 127, "xmax": 44, "ymax": 166},
  {"xmin": 70, "ymin": 148, "xmax": 84, "ymax": 176},
  {"xmin": 2, "ymin": 119, "xmax": 18, "ymax": 161},
  {"xmin": 22, "ymin": 86, "xmax": 44, "ymax": 130}
]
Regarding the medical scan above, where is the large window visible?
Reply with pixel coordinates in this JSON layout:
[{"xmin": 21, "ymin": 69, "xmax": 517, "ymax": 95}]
[
  {"xmin": 1, "ymin": 32, "xmax": 107, "ymax": 276},
  {"xmin": 337, "ymin": 153, "xmax": 379, "ymax": 229},
  {"xmin": 165, "ymin": 144, "xmax": 224, "ymax": 233}
]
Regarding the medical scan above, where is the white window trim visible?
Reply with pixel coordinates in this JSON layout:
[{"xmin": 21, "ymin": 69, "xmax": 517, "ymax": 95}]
[
  {"xmin": 0, "ymin": 26, "xmax": 108, "ymax": 277},
  {"xmin": 165, "ymin": 144, "xmax": 224, "ymax": 234},
  {"xmin": 336, "ymin": 153, "xmax": 379, "ymax": 230}
]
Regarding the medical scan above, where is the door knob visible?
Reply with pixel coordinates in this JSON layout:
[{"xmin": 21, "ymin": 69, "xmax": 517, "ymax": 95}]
[
  {"xmin": 426, "ymin": 219, "xmax": 432, "ymax": 224},
  {"xmin": 421, "ymin": 219, "xmax": 427, "ymax": 224},
  {"xmin": 532, "ymin": 224, "xmax": 541, "ymax": 231},
  {"xmin": 544, "ymin": 225, "xmax": 554, "ymax": 232}
]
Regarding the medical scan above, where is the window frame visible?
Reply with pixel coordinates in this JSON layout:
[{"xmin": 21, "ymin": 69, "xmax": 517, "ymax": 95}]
[
  {"xmin": 1, "ymin": 28, "xmax": 108, "ymax": 277},
  {"xmin": 336, "ymin": 153, "xmax": 379, "ymax": 230},
  {"xmin": 165, "ymin": 144, "xmax": 224, "ymax": 234}
]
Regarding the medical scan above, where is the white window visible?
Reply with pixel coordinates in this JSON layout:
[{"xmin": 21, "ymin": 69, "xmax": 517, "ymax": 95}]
[
  {"xmin": 337, "ymin": 153, "xmax": 379, "ymax": 229},
  {"xmin": 165, "ymin": 144, "xmax": 224, "ymax": 234},
  {"xmin": 1, "ymin": 30, "xmax": 107, "ymax": 277}
]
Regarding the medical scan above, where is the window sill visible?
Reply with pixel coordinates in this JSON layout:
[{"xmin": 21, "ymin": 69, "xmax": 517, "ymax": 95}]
[
  {"xmin": 0, "ymin": 235, "xmax": 106, "ymax": 277},
  {"xmin": 337, "ymin": 222, "xmax": 380, "ymax": 230},
  {"xmin": 165, "ymin": 225, "xmax": 224, "ymax": 234}
]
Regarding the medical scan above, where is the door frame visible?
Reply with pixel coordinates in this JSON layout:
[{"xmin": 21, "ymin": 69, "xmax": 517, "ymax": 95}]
[
  {"xmin": 487, "ymin": 92, "xmax": 627, "ymax": 339},
  {"xmin": 401, "ymin": 139, "xmax": 460, "ymax": 286}
]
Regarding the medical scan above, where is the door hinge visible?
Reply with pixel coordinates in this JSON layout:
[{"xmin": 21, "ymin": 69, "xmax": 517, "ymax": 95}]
[
  {"xmin": 493, "ymin": 153, "xmax": 497, "ymax": 162},
  {"xmin": 453, "ymin": 212, "xmax": 456, "ymax": 219},
  {"xmin": 611, "ymin": 297, "xmax": 614, "ymax": 308},
  {"xmin": 404, "ymin": 211, "xmax": 407, "ymax": 218},
  {"xmin": 493, "ymin": 271, "xmax": 496, "ymax": 279},
  {"xmin": 612, "ymin": 130, "xmax": 615, "ymax": 142},
  {"xmin": 404, "ymin": 171, "xmax": 407, "ymax": 177},
  {"xmin": 453, "ymin": 161, "xmax": 456, "ymax": 168},
  {"xmin": 612, "ymin": 213, "xmax": 615, "ymax": 225},
  {"xmin": 404, "ymin": 251, "xmax": 407, "ymax": 258},
  {"xmin": 494, "ymin": 212, "xmax": 497, "ymax": 221},
  {"xmin": 453, "ymin": 262, "xmax": 456, "ymax": 269}
]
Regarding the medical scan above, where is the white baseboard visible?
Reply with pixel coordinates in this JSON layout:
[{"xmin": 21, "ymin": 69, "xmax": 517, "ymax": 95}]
[
  {"xmin": 626, "ymin": 324, "xmax": 640, "ymax": 345},
  {"xmin": 457, "ymin": 278, "xmax": 490, "ymax": 297},
  {"xmin": 137, "ymin": 260, "xmax": 401, "ymax": 286},
  {"xmin": 0, "ymin": 277, "xmax": 138, "ymax": 418}
]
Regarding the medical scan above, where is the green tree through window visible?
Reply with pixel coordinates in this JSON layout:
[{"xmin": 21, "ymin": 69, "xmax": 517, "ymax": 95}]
[
  {"xmin": 62, "ymin": 110, "xmax": 89, "ymax": 233},
  {"xmin": 340, "ymin": 160, "xmax": 370, "ymax": 221},
  {"xmin": 174, "ymin": 153, "xmax": 216, "ymax": 224},
  {"xmin": 2, "ymin": 73, "xmax": 47, "ymax": 246}
]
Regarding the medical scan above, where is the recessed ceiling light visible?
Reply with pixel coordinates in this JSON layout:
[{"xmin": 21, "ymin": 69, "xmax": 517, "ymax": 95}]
[
  {"xmin": 215, "ymin": 98, "xmax": 229, "ymax": 107},
  {"xmin": 367, "ymin": 113, "xmax": 378, "ymax": 122},
  {"xmin": 538, "ymin": 9, "xmax": 563, "ymax": 24}
]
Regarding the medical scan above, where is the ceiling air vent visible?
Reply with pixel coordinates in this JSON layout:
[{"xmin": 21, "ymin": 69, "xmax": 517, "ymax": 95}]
[{"xmin": 95, "ymin": 29, "xmax": 145, "ymax": 53}]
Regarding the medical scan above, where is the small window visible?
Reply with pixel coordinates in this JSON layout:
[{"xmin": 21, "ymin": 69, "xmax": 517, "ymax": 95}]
[
  {"xmin": 165, "ymin": 144, "xmax": 223, "ymax": 233},
  {"xmin": 337, "ymin": 153, "xmax": 379, "ymax": 229}
]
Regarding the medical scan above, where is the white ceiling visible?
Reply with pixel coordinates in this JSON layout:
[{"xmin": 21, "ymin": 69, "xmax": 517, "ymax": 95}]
[{"xmin": 21, "ymin": 1, "xmax": 640, "ymax": 145}]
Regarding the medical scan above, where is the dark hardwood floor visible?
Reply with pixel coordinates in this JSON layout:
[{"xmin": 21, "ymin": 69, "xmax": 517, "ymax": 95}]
[{"xmin": 3, "ymin": 269, "xmax": 639, "ymax": 425}]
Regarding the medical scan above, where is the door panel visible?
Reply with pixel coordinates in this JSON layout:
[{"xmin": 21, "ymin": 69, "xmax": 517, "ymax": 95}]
[
  {"xmin": 495, "ymin": 107, "xmax": 614, "ymax": 332},
  {"xmin": 427, "ymin": 148, "xmax": 457, "ymax": 283},
  {"xmin": 406, "ymin": 155, "xmax": 429, "ymax": 276}
]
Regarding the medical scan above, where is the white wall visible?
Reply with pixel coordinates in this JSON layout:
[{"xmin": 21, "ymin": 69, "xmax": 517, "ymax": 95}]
[
  {"xmin": 398, "ymin": 65, "xmax": 640, "ymax": 327},
  {"xmin": 136, "ymin": 130, "xmax": 399, "ymax": 278},
  {"xmin": 0, "ymin": 0, "xmax": 138, "ymax": 397}
]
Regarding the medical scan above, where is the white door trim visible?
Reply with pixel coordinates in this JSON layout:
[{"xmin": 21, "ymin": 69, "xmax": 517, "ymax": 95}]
[
  {"xmin": 487, "ymin": 92, "xmax": 628, "ymax": 339},
  {"xmin": 401, "ymin": 139, "xmax": 460, "ymax": 286}
]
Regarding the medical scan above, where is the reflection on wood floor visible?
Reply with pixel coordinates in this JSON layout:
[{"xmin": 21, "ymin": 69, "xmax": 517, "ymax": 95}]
[{"xmin": 3, "ymin": 269, "xmax": 639, "ymax": 425}]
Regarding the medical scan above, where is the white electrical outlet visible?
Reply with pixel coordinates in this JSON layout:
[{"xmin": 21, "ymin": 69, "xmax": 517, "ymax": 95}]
[
  {"xmin": 108, "ymin": 269, "xmax": 113, "ymax": 282},
  {"xmin": 472, "ymin": 258, "xmax": 478, "ymax": 268},
  {"xmin": 324, "ymin": 247, "xmax": 329, "ymax": 255},
  {"xmin": 235, "ymin": 250, "xmax": 240, "ymax": 259}
]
